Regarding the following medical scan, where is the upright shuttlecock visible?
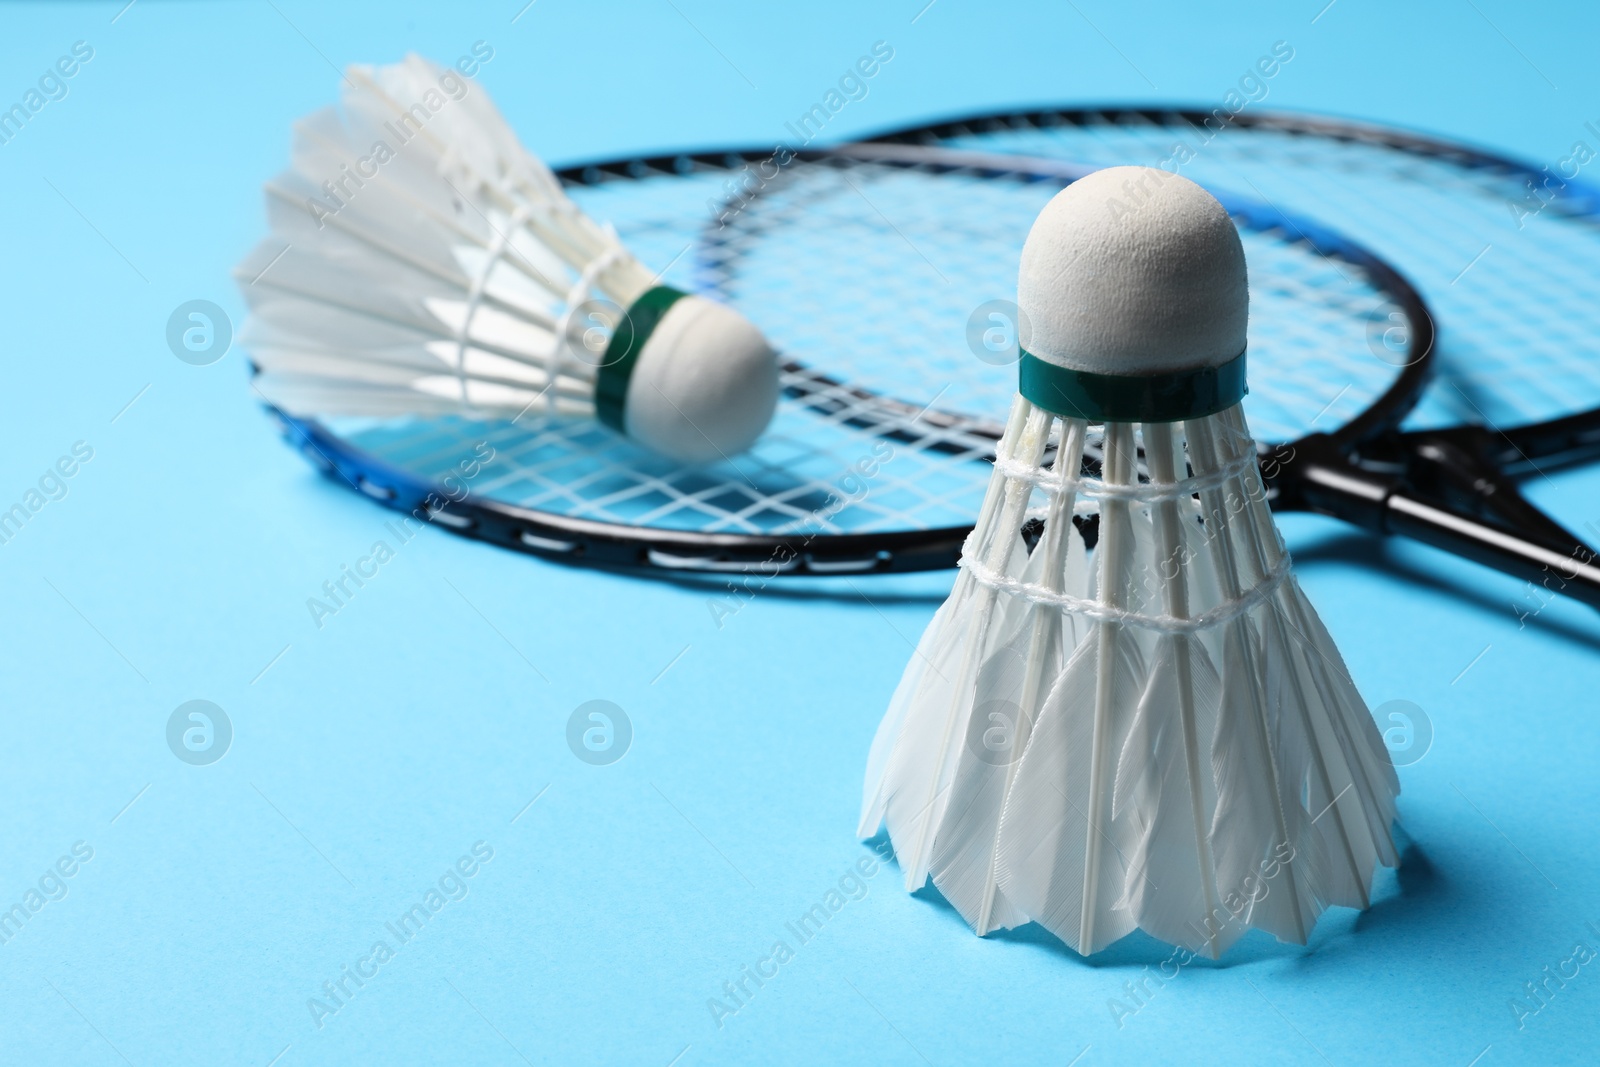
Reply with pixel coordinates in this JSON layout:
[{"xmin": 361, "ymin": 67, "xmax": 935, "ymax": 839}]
[
  {"xmin": 234, "ymin": 55, "xmax": 779, "ymax": 463},
  {"xmin": 859, "ymin": 166, "xmax": 1399, "ymax": 957}
]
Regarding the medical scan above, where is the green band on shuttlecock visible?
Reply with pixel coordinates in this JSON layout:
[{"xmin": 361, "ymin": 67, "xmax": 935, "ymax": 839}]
[
  {"xmin": 594, "ymin": 285, "xmax": 689, "ymax": 434},
  {"xmin": 1018, "ymin": 348, "xmax": 1248, "ymax": 423}
]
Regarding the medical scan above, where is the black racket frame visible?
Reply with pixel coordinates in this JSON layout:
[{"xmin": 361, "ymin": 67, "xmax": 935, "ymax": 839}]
[{"xmin": 268, "ymin": 105, "xmax": 1600, "ymax": 605}]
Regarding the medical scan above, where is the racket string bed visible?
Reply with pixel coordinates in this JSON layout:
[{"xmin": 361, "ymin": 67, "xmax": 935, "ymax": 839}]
[
  {"xmin": 282, "ymin": 107, "xmax": 1600, "ymax": 586},
  {"xmin": 702, "ymin": 153, "xmax": 1398, "ymax": 447},
  {"xmin": 310, "ymin": 124, "xmax": 1393, "ymax": 568},
  {"xmin": 916, "ymin": 108, "xmax": 1600, "ymax": 429}
]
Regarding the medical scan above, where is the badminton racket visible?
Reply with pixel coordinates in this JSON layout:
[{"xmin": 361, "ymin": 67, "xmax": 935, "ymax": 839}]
[
  {"xmin": 855, "ymin": 106, "xmax": 1600, "ymax": 607},
  {"xmin": 261, "ymin": 117, "xmax": 1408, "ymax": 573},
  {"xmin": 267, "ymin": 108, "xmax": 1600, "ymax": 608}
]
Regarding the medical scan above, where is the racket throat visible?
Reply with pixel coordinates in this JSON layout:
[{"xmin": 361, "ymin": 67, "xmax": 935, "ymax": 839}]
[{"xmin": 1275, "ymin": 430, "xmax": 1600, "ymax": 611}]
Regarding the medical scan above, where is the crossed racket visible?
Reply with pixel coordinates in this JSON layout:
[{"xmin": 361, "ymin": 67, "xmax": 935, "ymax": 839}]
[{"xmin": 268, "ymin": 107, "xmax": 1600, "ymax": 610}]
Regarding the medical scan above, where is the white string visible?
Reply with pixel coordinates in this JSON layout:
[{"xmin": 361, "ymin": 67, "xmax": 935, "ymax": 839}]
[
  {"xmin": 553, "ymin": 246, "xmax": 626, "ymax": 383},
  {"xmin": 453, "ymin": 202, "xmax": 532, "ymax": 404},
  {"xmin": 958, "ymin": 549, "xmax": 1292, "ymax": 634},
  {"xmin": 991, "ymin": 445, "xmax": 1260, "ymax": 504},
  {"xmin": 975, "ymin": 404, "xmax": 1284, "ymax": 632},
  {"xmin": 1023, "ymin": 496, "xmax": 1221, "ymax": 523}
]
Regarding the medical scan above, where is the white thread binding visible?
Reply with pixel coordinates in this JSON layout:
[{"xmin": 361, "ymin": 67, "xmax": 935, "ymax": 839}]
[
  {"xmin": 958, "ymin": 550, "xmax": 1292, "ymax": 634},
  {"xmin": 453, "ymin": 202, "xmax": 533, "ymax": 404},
  {"xmin": 554, "ymin": 247, "xmax": 626, "ymax": 381},
  {"xmin": 991, "ymin": 446, "xmax": 1260, "ymax": 504}
]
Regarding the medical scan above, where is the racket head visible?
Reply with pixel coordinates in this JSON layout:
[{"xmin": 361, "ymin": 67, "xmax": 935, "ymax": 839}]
[
  {"xmin": 702, "ymin": 140, "xmax": 1433, "ymax": 451},
  {"xmin": 868, "ymin": 105, "xmax": 1600, "ymax": 451},
  {"xmin": 263, "ymin": 132, "xmax": 1429, "ymax": 574}
]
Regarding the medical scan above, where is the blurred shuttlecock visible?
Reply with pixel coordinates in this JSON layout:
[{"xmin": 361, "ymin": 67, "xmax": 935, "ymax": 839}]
[
  {"xmin": 234, "ymin": 55, "xmax": 779, "ymax": 463},
  {"xmin": 859, "ymin": 166, "xmax": 1399, "ymax": 957}
]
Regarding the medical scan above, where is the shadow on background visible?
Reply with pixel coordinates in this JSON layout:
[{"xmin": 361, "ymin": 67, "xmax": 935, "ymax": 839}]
[{"xmin": 1294, "ymin": 530, "xmax": 1600, "ymax": 653}]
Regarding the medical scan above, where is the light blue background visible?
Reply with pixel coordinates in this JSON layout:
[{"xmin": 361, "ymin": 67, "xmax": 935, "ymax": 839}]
[{"xmin": 2, "ymin": 1, "xmax": 1599, "ymax": 1064}]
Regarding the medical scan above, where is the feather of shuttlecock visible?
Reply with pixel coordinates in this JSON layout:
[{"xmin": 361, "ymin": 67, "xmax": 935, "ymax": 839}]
[
  {"xmin": 1203, "ymin": 408, "xmax": 1400, "ymax": 910},
  {"xmin": 234, "ymin": 55, "xmax": 778, "ymax": 463},
  {"xmin": 994, "ymin": 419, "xmax": 1152, "ymax": 955},
  {"xmin": 926, "ymin": 416, "xmax": 1092, "ymax": 935},
  {"xmin": 860, "ymin": 164, "xmax": 1399, "ymax": 957},
  {"xmin": 1107, "ymin": 420, "xmax": 1225, "ymax": 954},
  {"xmin": 858, "ymin": 399, "xmax": 1098, "ymax": 934},
  {"xmin": 857, "ymin": 401, "xmax": 1038, "ymax": 900}
]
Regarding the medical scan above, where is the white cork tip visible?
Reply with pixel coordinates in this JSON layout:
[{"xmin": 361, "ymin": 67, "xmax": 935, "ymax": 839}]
[
  {"xmin": 623, "ymin": 296, "xmax": 780, "ymax": 463},
  {"xmin": 1017, "ymin": 166, "xmax": 1248, "ymax": 377}
]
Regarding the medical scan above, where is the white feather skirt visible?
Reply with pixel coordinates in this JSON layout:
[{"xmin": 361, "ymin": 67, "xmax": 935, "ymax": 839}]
[
  {"xmin": 858, "ymin": 395, "xmax": 1399, "ymax": 957},
  {"xmin": 235, "ymin": 55, "xmax": 657, "ymax": 421}
]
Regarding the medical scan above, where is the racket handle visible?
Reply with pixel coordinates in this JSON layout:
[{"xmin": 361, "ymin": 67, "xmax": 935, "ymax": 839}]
[{"xmin": 1278, "ymin": 436, "xmax": 1600, "ymax": 611}]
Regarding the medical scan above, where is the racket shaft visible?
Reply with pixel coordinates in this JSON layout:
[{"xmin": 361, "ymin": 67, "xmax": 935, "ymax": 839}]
[
  {"xmin": 1291, "ymin": 455, "xmax": 1600, "ymax": 609},
  {"xmin": 1279, "ymin": 435, "xmax": 1600, "ymax": 608},
  {"xmin": 1383, "ymin": 495, "xmax": 1600, "ymax": 610}
]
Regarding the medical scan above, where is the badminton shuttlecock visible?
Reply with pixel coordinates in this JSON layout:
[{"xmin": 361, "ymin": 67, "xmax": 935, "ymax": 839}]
[
  {"xmin": 234, "ymin": 55, "xmax": 779, "ymax": 463},
  {"xmin": 859, "ymin": 166, "xmax": 1399, "ymax": 957}
]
